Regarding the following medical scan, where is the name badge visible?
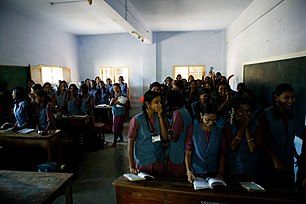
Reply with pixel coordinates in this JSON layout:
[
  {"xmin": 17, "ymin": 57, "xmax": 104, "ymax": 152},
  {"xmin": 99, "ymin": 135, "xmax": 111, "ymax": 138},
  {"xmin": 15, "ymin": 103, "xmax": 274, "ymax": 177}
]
[{"xmin": 152, "ymin": 135, "xmax": 161, "ymax": 143}]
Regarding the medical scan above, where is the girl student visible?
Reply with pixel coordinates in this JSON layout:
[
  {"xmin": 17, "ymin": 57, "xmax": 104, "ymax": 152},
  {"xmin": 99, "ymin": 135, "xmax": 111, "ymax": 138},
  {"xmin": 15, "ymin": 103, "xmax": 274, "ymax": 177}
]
[
  {"xmin": 35, "ymin": 90, "xmax": 56, "ymax": 133},
  {"xmin": 12, "ymin": 87, "xmax": 33, "ymax": 130},
  {"xmin": 110, "ymin": 83, "xmax": 127, "ymax": 146},
  {"xmin": 43, "ymin": 82, "xmax": 56, "ymax": 106},
  {"xmin": 164, "ymin": 90, "xmax": 192, "ymax": 178},
  {"xmin": 55, "ymin": 80, "xmax": 68, "ymax": 114},
  {"xmin": 223, "ymin": 98, "xmax": 261, "ymax": 182},
  {"xmin": 127, "ymin": 90, "xmax": 168, "ymax": 176},
  {"xmin": 66, "ymin": 83, "xmax": 80, "ymax": 115},
  {"xmin": 185, "ymin": 103, "xmax": 225, "ymax": 183},
  {"xmin": 257, "ymin": 83, "xmax": 305, "ymax": 186},
  {"xmin": 79, "ymin": 83, "xmax": 94, "ymax": 115}
]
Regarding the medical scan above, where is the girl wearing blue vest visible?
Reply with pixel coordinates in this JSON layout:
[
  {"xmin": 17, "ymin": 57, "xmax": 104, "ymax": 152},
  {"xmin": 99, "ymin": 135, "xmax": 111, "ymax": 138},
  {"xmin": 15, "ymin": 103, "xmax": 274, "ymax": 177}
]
[
  {"xmin": 79, "ymin": 83, "xmax": 94, "ymax": 115},
  {"xmin": 12, "ymin": 87, "xmax": 33, "ymax": 130},
  {"xmin": 165, "ymin": 90, "xmax": 192, "ymax": 178},
  {"xmin": 110, "ymin": 83, "xmax": 126, "ymax": 146},
  {"xmin": 66, "ymin": 83, "xmax": 79, "ymax": 115},
  {"xmin": 257, "ymin": 83, "xmax": 304, "ymax": 186},
  {"xmin": 55, "ymin": 80, "xmax": 68, "ymax": 114},
  {"xmin": 223, "ymin": 98, "xmax": 260, "ymax": 182},
  {"xmin": 128, "ymin": 90, "xmax": 168, "ymax": 176},
  {"xmin": 185, "ymin": 103, "xmax": 225, "ymax": 183},
  {"xmin": 35, "ymin": 90, "xmax": 56, "ymax": 132}
]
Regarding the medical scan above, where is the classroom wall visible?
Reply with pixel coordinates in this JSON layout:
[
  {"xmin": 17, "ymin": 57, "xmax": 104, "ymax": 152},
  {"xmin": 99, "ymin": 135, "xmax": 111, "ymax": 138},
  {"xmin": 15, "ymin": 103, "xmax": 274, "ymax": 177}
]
[
  {"xmin": 0, "ymin": 9, "xmax": 80, "ymax": 82},
  {"xmin": 155, "ymin": 30, "xmax": 226, "ymax": 82},
  {"xmin": 226, "ymin": 0, "xmax": 306, "ymax": 89},
  {"xmin": 79, "ymin": 34, "xmax": 146, "ymax": 114}
]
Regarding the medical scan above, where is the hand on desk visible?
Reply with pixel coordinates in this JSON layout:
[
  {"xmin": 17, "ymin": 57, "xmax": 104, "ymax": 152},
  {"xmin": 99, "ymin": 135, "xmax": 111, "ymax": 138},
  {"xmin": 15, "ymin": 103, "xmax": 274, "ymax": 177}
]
[{"xmin": 187, "ymin": 171, "xmax": 195, "ymax": 183}]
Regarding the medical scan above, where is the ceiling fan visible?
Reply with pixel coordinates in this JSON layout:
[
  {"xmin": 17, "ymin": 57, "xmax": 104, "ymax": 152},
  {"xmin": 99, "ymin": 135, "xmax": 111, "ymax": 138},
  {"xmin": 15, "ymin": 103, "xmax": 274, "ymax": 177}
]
[{"xmin": 50, "ymin": 0, "xmax": 93, "ymax": 6}]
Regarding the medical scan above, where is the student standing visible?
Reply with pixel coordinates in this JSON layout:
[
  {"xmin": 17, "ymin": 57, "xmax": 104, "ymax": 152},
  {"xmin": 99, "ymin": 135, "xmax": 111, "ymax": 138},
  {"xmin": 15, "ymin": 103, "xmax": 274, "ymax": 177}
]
[
  {"xmin": 35, "ymin": 90, "xmax": 56, "ymax": 132},
  {"xmin": 127, "ymin": 90, "xmax": 168, "ymax": 176},
  {"xmin": 223, "ymin": 98, "xmax": 260, "ymax": 182},
  {"xmin": 66, "ymin": 83, "xmax": 80, "ymax": 115},
  {"xmin": 185, "ymin": 103, "xmax": 225, "ymax": 183},
  {"xmin": 55, "ymin": 80, "xmax": 68, "ymax": 114},
  {"xmin": 12, "ymin": 87, "xmax": 33, "ymax": 129},
  {"xmin": 165, "ymin": 90, "xmax": 192, "ymax": 178},
  {"xmin": 257, "ymin": 83, "xmax": 304, "ymax": 186},
  {"xmin": 110, "ymin": 83, "xmax": 126, "ymax": 146},
  {"xmin": 79, "ymin": 83, "xmax": 94, "ymax": 115}
]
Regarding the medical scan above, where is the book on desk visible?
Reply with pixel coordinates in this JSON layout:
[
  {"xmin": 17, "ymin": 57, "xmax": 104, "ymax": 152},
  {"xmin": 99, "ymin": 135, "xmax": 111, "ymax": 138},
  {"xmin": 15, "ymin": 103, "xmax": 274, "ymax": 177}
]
[
  {"xmin": 193, "ymin": 177, "xmax": 227, "ymax": 190},
  {"xmin": 123, "ymin": 172, "xmax": 154, "ymax": 181}
]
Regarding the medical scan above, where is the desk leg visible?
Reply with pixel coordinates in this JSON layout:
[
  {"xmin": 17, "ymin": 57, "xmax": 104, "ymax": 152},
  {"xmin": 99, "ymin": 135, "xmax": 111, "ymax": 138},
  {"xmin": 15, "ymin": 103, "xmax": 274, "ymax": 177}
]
[
  {"xmin": 65, "ymin": 184, "xmax": 73, "ymax": 204},
  {"xmin": 46, "ymin": 140, "xmax": 52, "ymax": 161}
]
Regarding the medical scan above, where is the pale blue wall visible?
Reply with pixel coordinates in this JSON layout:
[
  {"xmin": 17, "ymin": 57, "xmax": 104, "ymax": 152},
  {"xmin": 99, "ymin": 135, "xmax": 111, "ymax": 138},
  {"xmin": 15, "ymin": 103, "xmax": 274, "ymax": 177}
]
[
  {"xmin": 155, "ymin": 30, "xmax": 226, "ymax": 82},
  {"xmin": 0, "ymin": 9, "xmax": 80, "ymax": 82}
]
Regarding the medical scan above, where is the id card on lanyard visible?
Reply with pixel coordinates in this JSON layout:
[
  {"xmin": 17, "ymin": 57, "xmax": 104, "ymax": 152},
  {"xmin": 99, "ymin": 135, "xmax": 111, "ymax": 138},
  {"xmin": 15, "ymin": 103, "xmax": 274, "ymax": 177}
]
[{"xmin": 152, "ymin": 135, "xmax": 161, "ymax": 143}]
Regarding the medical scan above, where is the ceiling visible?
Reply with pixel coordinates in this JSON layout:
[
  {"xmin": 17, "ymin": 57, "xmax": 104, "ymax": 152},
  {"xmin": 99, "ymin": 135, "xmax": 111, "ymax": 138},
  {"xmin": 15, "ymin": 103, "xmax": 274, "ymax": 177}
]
[{"xmin": 0, "ymin": 0, "xmax": 253, "ymax": 36}]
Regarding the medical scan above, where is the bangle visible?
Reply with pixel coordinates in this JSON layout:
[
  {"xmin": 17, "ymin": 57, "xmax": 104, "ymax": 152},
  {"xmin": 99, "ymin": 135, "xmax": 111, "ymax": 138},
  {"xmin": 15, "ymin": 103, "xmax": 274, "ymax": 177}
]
[
  {"xmin": 186, "ymin": 170, "xmax": 193, "ymax": 175},
  {"xmin": 247, "ymin": 138, "xmax": 254, "ymax": 142},
  {"xmin": 235, "ymin": 136, "xmax": 242, "ymax": 141}
]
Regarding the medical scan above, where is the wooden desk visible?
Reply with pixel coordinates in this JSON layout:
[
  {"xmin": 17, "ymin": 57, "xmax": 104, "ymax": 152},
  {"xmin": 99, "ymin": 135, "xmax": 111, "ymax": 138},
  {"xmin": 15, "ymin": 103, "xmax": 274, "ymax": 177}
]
[
  {"xmin": 56, "ymin": 115, "xmax": 91, "ymax": 145},
  {"xmin": 0, "ymin": 130, "xmax": 61, "ymax": 161},
  {"xmin": 94, "ymin": 105, "xmax": 112, "ymax": 132},
  {"xmin": 112, "ymin": 176, "xmax": 306, "ymax": 204},
  {"xmin": 0, "ymin": 170, "xmax": 73, "ymax": 204}
]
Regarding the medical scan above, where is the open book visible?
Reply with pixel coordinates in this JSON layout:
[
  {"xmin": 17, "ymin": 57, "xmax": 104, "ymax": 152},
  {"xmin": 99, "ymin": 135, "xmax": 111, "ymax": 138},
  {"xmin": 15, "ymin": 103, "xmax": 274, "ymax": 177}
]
[
  {"xmin": 193, "ymin": 177, "xmax": 227, "ymax": 190},
  {"xmin": 123, "ymin": 172, "xmax": 154, "ymax": 181},
  {"xmin": 240, "ymin": 182, "xmax": 266, "ymax": 192}
]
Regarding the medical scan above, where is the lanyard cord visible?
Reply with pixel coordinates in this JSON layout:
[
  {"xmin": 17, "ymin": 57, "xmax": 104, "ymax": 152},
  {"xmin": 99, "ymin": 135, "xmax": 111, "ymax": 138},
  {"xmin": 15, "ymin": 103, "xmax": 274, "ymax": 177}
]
[{"xmin": 145, "ymin": 111, "xmax": 155, "ymax": 133}]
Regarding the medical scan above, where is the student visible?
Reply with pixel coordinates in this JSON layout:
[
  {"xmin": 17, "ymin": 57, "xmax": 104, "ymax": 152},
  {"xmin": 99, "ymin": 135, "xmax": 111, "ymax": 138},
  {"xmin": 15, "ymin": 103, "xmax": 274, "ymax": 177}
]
[
  {"xmin": 55, "ymin": 80, "xmax": 68, "ymax": 114},
  {"xmin": 96, "ymin": 80, "xmax": 110, "ymax": 105},
  {"xmin": 127, "ymin": 90, "xmax": 168, "ymax": 176},
  {"xmin": 191, "ymin": 88, "xmax": 212, "ymax": 124},
  {"xmin": 105, "ymin": 78, "xmax": 114, "ymax": 98},
  {"xmin": 212, "ymin": 81, "xmax": 235, "ymax": 128},
  {"xmin": 66, "ymin": 83, "xmax": 79, "ymax": 115},
  {"xmin": 223, "ymin": 98, "xmax": 260, "ymax": 182},
  {"xmin": 12, "ymin": 87, "xmax": 33, "ymax": 130},
  {"xmin": 185, "ymin": 103, "xmax": 225, "ymax": 183},
  {"xmin": 110, "ymin": 83, "xmax": 126, "ymax": 146},
  {"xmin": 35, "ymin": 90, "xmax": 56, "ymax": 132},
  {"xmin": 43, "ymin": 82, "xmax": 56, "ymax": 107},
  {"xmin": 165, "ymin": 90, "xmax": 192, "ymax": 178},
  {"xmin": 257, "ymin": 83, "xmax": 304, "ymax": 186},
  {"xmin": 79, "ymin": 83, "xmax": 94, "ymax": 115},
  {"xmin": 118, "ymin": 76, "xmax": 128, "ymax": 96}
]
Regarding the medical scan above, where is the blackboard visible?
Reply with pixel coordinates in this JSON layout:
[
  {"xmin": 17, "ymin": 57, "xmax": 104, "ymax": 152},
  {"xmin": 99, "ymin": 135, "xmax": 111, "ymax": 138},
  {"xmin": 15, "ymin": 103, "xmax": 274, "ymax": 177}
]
[
  {"xmin": 0, "ymin": 65, "xmax": 30, "ymax": 91},
  {"xmin": 243, "ymin": 56, "xmax": 306, "ymax": 120}
]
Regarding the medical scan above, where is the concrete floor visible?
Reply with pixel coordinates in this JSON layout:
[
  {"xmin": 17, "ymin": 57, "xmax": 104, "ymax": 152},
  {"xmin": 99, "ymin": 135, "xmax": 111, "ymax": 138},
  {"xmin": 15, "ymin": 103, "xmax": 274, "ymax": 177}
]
[{"xmin": 53, "ymin": 125, "xmax": 130, "ymax": 204}]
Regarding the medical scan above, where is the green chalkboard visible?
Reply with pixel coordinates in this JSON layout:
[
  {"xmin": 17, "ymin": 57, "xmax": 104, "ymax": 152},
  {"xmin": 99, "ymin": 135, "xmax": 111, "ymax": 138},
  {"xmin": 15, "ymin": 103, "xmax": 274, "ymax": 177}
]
[
  {"xmin": 0, "ymin": 65, "xmax": 30, "ymax": 91},
  {"xmin": 243, "ymin": 56, "xmax": 306, "ymax": 120}
]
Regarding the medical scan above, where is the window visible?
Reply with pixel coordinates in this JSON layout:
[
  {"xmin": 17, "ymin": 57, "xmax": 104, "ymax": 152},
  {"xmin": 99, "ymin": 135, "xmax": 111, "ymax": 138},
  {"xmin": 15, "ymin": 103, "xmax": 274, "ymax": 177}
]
[
  {"xmin": 30, "ymin": 65, "xmax": 71, "ymax": 86},
  {"xmin": 100, "ymin": 66, "xmax": 129, "ymax": 86},
  {"xmin": 173, "ymin": 65, "xmax": 205, "ymax": 80}
]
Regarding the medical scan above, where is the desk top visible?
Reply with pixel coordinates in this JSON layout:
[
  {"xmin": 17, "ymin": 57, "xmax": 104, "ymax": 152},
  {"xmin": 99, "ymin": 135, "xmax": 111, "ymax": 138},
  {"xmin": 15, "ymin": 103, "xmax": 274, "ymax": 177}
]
[
  {"xmin": 0, "ymin": 170, "xmax": 73, "ymax": 204},
  {"xmin": 113, "ymin": 176, "xmax": 306, "ymax": 204},
  {"xmin": 0, "ymin": 129, "xmax": 61, "ymax": 139}
]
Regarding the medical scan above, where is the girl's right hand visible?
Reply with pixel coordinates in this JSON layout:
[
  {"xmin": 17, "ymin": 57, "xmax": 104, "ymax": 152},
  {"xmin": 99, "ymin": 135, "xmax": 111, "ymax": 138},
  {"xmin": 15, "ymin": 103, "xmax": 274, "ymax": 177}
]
[
  {"xmin": 187, "ymin": 171, "xmax": 195, "ymax": 183},
  {"xmin": 129, "ymin": 166, "xmax": 138, "ymax": 174}
]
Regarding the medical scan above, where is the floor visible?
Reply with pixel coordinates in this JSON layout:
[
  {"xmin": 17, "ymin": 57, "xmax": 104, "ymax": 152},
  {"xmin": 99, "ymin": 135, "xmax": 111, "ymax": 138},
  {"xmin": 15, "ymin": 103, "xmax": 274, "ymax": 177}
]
[{"xmin": 52, "ymin": 124, "xmax": 130, "ymax": 204}]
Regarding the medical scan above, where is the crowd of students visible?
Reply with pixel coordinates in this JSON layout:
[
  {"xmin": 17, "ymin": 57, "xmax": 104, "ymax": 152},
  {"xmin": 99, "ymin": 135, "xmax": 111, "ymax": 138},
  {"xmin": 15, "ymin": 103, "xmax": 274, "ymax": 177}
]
[
  {"xmin": 127, "ymin": 72, "xmax": 306, "ymax": 188},
  {"xmin": 0, "ymin": 76, "xmax": 129, "ymax": 145}
]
